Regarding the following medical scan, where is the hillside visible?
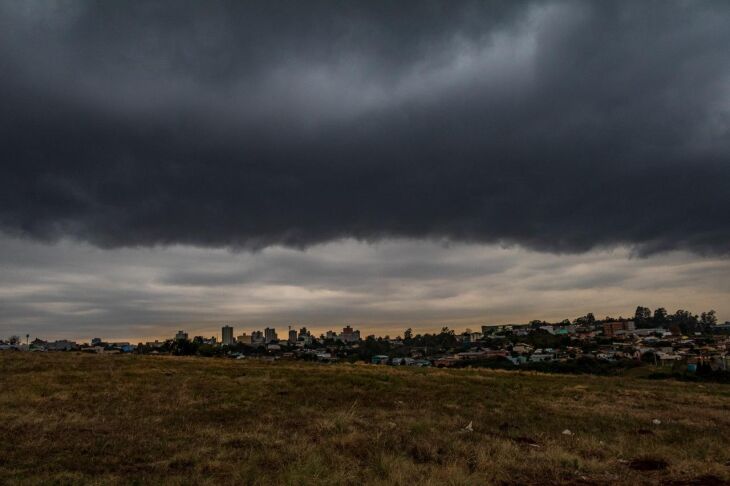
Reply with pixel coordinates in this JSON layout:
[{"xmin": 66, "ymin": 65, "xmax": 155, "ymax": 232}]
[{"xmin": 1, "ymin": 353, "xmax": 729, "ymax": 485}]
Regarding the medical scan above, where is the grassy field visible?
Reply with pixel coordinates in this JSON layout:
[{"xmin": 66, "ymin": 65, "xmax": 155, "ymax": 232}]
[{"xmin": 1, "ymin": 353, "xmax": 730, "ymax": 485}]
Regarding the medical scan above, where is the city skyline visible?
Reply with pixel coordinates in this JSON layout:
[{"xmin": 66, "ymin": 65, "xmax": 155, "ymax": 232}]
[{"xmin": 6, "ymin": 293, "xmax": 725, "ymax": 345}]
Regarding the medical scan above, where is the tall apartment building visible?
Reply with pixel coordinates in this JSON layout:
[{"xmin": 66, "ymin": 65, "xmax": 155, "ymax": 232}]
[
  {"xmin": 222, "ymin": 325, "xmax": 234, "ymax": 346},
  {"xmin": 264, "ymin": 327, "xmax": 278, "ymax": 343}
]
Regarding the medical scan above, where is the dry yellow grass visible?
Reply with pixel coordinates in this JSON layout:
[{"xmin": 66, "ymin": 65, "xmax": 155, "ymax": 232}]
[{"xmin": 1, "ymin": 353, "xmax": 729, "ymax": 485}]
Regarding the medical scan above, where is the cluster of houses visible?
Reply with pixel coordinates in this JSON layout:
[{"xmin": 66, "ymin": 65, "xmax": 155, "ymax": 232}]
[
  {"xmin": 4, "ymin": 320, "xmax": 730, "ymax": 374},
  {"xmin": 420, "ymin": 321, "xmax": 730, "ymax": 372},
  {"xmin": 240, "ymin": 321, "xmax": 730, "ymax": 372},
  {"xmin": 0, "ymin": 336, "xmax": 135, "ymax": 354},
  {"xmin": 423, "ymin": 322, "xmax": 730, "ymax": 371}
]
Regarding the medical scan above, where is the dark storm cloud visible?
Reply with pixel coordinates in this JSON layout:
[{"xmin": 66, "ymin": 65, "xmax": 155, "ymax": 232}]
[{"xmin": 1, "ymin": 1, "xmax": 729, "ymax": 254}]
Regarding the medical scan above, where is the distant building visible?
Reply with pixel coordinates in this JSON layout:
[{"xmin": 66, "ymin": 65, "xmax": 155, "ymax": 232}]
[
  {"xmin": 175, "ymin": 330, "xmax": 188, "ymax": 341},
  {"xmin": 288, "ymin": 328, "xmax": 297, "ymax": 344},
  {"xmin": 251, "ymin": 330, "xmax": 265, "ymax": 345},
  {"xmin": 325, "ymin": 330, "xmax": 337, "ymax": 340},
  {"xmin": 222, "ymin": 325, "xmax": 234, "ymax": 346},
  {"xmin": 46, "ymin": 340, "xmax": 79, "ymax": 351},
  {"xmin": 91, "ymin": 337, "xmax": 102, "ymax": 346},
  {"xmin": 30, "ymin": 338, "xmax": 47, "ymax": 350},
  {"xmin": 237, "ymin": 333, "xmax": 251, "ymax": 344},
  {"xmin": 298, "ymin": 327, "xmax": 312, "ymax": 345},
  {"xmin": 458, "ymin": 332, "xmax": 470, "ymax": 344},
  {"xmin": 481, "ymin": 324, "xmax": 512, "ymax": 336},
  {"xmin": 603, "ymin": 321, "xmax": 636, "ymax": 337},
  {"xmin": 554, "ymin": 325, "xmax": 576, "ymax": 335},
  {"xmin": 264, "ymin": 327, "xmax": 278, "ymax": 343},
  {"xmin": 109, "ymin": 342, "xmax": 134, "ymax": 353},
  {"xmin": 339, "ymin": 325, "xmax": 360, "ymax": 343}
]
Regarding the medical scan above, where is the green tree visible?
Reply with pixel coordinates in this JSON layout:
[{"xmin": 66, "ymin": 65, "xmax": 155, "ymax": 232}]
[
  {"xmin": 700, "ymin": 309, "xmax": 717, "ymax": 326},
  {"xmin": 573, "ymin": 313, "xmax": 595, "ymax": 326},
  {"xmin": 653, "ymin": 307, "xmax": 668, "ymax": 324},
  {"xmin": 437, "ymin": 328, "xmax": 457, "ymax": 348},
  {"xmin": 700, "ymin": 310, "xmax": 717, "ymax": 331},
  {"xmin": 634, "ymin": 306, "xmax": 651, "ymax": 321},
  {"xmin": 672, "ymin": 309, "xmax": 699, "ymax": 334}
]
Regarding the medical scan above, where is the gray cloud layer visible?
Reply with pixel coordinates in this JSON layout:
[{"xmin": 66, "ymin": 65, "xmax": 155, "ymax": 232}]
[
  {"xmin": 1, "ymin": 1, "xmax": 729, "ymax": 254},
  {"xmin": 2, "ymin": 235, "xmax": 729, "ymax": 341}
]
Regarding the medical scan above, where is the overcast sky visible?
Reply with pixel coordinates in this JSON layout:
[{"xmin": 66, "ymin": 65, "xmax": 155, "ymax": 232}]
[{"xmin": 1, "ymin": 1, "xmax": 729, "ymax": 341}]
